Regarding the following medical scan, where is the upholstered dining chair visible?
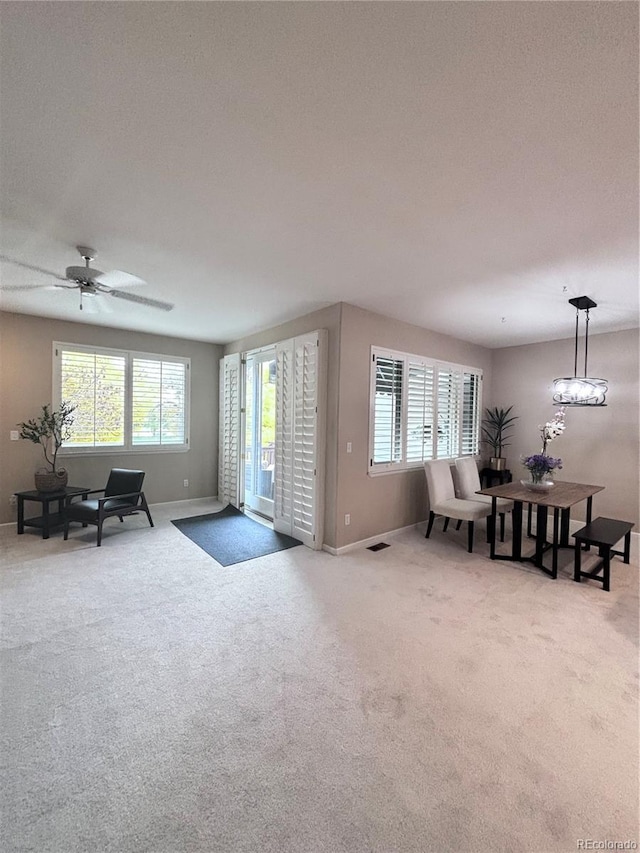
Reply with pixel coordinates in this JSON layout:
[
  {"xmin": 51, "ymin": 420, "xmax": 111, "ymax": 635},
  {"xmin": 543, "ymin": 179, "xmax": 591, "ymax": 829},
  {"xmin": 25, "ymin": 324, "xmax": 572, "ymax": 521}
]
[
  {"xmin": 454, "ymin": 457, "xmax": 513, "ymax": 543},
  {"xmin": 64, "ymin": 468, "xmax": 153, "ymax": 546},
  {"xmin": 424, "ymin": 460, "xmax": 492, "ymax": 553}
]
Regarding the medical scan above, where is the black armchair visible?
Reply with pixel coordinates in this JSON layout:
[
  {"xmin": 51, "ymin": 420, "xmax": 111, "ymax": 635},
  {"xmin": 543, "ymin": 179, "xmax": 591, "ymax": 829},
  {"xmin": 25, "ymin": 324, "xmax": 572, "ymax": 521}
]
[{"xmin": 64, "ymin": 468, "xmax": 154, "ymax": 546}]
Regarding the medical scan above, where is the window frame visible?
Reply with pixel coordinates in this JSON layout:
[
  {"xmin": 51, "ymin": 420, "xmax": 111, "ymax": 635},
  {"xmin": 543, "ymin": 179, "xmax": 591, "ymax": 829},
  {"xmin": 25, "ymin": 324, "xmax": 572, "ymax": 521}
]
[
  {"xmin": 53, "ymin": 341, "xmax": 190, "ymax": 456},
  {"xmin": 368, "ymin": 345, "xmax": 482, "ymax": 476}
]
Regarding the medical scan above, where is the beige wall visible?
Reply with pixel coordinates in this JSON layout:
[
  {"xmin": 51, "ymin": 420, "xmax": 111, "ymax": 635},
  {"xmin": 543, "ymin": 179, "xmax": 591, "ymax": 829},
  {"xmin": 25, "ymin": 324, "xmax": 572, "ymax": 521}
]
[
  {"xmin": 0, "ymin": 311, "xmax": 221, "ymax": 525},
  {"xmin": 335, "ymin": 303, "xmax": 494, "ymax": 548},
  {"xmin": 489, "ymin": 327, "xmax": 639, "ymax": 527},
  {"xmin": 223, "ymin": 303, "xmax": 342, "ymax": 549}
]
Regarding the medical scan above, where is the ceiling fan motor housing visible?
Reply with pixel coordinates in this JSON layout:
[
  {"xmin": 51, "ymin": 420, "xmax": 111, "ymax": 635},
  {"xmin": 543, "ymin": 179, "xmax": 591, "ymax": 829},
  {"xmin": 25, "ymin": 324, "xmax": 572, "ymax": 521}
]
[{"xmin": 66, "ymin": 265, "xmax": 104, "ymax": 283}]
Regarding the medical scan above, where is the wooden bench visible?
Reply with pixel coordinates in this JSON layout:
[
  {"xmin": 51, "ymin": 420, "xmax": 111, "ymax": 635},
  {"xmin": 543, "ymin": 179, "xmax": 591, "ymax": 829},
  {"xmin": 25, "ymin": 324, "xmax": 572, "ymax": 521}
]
[{"xmin": 572, "ymin": 517, "xmax": 634, "ymax": 592}]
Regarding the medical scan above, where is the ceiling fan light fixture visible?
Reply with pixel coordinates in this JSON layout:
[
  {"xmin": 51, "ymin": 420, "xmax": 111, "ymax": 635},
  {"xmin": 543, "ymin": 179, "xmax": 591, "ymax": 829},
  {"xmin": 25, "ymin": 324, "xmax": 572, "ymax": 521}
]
[{"xmin": 552, "ymin": 296, "xmax": 608, "ymax": 407}]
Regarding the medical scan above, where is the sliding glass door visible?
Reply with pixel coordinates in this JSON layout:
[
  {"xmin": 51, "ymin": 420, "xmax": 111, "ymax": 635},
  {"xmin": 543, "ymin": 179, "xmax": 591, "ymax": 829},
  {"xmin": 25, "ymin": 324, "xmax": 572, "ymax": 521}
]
[{"xmin": 244, "ymin": 350, "xmax": 276, "ymax": 518}]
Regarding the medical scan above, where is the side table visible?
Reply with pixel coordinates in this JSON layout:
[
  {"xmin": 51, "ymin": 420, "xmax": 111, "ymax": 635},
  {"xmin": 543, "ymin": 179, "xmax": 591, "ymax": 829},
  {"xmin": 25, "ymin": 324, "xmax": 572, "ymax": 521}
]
[
  {"xmin": 15, "ymin": 486, "xmax": 91, "ymax": 539},
  {"xmin": 480, "ymin": 468, "xmax": 512, "ymax": 489}
]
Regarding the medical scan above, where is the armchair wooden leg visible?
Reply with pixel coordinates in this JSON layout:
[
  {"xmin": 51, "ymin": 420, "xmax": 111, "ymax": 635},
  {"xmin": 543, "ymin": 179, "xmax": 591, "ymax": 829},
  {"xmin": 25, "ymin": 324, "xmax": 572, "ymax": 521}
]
[
  {"xmin": 425, "ymin": 511, "xmax": 435, "ymax": 539},
  {"xmin": 467, "ymin": 521, "xmax": 475, "ymax": 553},
  {"xmin": 63, "ymin": 519, "xmax": 69, "ymax": 540},
  {"xmin": 443, "ymin": 517, "xmax": 450, "ymax": 532},
  {"xmin": 455, "ymin": 519, "xmax": 463, "ymax": 531},
  {"xmin": 140, "ymin": 493, "xmax": 154, "ymax": 528},
  {"xmin": 119, "ymin": 516, "xmax": 124, "ymax": 522}
]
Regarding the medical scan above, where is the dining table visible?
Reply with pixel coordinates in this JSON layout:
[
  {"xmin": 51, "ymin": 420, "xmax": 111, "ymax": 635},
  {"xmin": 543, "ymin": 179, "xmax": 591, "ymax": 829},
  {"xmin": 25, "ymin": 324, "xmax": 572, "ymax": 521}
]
[{"xmin": 477, "ymin": 480, "xmax": 605, "ymax": 578}]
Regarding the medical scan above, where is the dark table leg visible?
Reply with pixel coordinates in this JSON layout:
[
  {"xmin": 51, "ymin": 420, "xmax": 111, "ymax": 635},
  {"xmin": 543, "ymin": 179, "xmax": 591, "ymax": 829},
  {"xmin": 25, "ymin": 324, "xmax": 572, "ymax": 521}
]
[
  {"xmin": 512, "ymin": 500, "xmax": 523, "ymax": 561},
  {"xmin": 560, "ymin": 508, "xmax": 571, "ymax": 547},
  {"xmin": 584, "ymin": 496, "xmax": 594, "ymax": 552},
  {"xmin": 17, "ymin": 496, "xmax": 24, "ymax": 534},
  {"xmin": 489, "ymin": 497, "xmax": 497, "ymax": 559},
  {"xmin": 623, "ymin": 531, "xmax": 631, "ymax": 564},
  {"xmin": 527, "ymin": 503, "xmax": 533, "ymax": 538},
  {"xmin": 551, "ymin": 507, "xmax": 560, "ymax": 579},
  {"xmin": 535, "ymin": 505, "xmax": 547, "ymax": 567},
  {"xmin": 42, "ymin": 499, "xmax": 50, "ymax": 539}
]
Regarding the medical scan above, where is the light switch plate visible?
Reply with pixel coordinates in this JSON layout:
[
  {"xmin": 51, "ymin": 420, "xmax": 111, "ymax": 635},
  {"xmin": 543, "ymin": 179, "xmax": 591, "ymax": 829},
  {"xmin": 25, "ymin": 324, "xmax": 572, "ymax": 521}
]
[{"xmin": 10, "ymin": 431, "xmax": 19, "ymax": 441}]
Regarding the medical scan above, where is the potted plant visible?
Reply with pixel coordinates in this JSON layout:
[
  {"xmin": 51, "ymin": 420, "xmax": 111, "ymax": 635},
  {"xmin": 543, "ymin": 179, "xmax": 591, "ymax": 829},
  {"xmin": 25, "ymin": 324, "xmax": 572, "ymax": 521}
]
[
  {"xmin": 481, "ymin": 406, "xmax": 518, "ymax": 471},
  {"xmin": 18, "ymin": 402, "xmax": 76, "ymax": 492}
]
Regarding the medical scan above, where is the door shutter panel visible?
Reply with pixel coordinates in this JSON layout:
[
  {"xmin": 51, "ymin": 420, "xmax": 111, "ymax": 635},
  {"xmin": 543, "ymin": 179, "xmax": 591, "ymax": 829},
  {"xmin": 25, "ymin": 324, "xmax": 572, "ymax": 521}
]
[
  {"xmin": 273, "ymin": 339, "xmax": 294, "ymax": 533},
  {"xmin": 274, "ymin": 330, "xmax": 326, "ymax": 549},
  {"xmin": 218, "ymin": 353, "xmax": 241, "ymax": 507}
]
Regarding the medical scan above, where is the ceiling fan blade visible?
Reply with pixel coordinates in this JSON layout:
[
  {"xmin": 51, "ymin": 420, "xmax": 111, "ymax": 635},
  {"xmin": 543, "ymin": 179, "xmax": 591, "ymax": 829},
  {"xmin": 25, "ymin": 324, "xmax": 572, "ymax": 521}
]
[
  {"xmin": 94, "ymin": 270, "xmax": 146, "ymax": 289},
  {"xmin": 108, "ymin": 289, "xmax": 174, "ymax": 311},
  {"xmin": 0, "ymin": 283, "xmax": 53, "ymax": 291},
  {"xmin": 0, "ymin": 254, "xmax": 67, "ymax": 281}
]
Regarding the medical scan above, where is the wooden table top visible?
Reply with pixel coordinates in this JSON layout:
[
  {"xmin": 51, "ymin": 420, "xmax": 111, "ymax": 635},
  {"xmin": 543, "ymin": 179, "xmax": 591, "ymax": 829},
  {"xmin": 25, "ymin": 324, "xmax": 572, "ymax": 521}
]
[{"xmin": 477, "ymin": 480, "xmax": 605, "ymax": 509}]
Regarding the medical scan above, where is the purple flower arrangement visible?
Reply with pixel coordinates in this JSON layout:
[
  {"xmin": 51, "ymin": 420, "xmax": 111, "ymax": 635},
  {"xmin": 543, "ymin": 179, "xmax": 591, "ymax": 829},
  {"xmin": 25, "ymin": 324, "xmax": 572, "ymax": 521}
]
[{"xmin": 522, "ymin": 453, "xmax": 563, "ymax": 483}]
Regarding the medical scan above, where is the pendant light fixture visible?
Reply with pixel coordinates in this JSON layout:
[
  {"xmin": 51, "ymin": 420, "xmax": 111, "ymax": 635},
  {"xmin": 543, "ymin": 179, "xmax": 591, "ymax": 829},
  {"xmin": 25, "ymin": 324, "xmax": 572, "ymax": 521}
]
[{"xmin": 553, "ymin": 296, "xmax": 607, "ymax": 406}]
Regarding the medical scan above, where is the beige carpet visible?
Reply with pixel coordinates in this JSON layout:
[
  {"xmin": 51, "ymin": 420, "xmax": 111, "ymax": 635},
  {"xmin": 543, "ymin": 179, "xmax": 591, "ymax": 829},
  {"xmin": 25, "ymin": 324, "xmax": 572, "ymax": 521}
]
[{"xmin": 1, "ymin": 499, "xmax": 638, "ymax": 853}]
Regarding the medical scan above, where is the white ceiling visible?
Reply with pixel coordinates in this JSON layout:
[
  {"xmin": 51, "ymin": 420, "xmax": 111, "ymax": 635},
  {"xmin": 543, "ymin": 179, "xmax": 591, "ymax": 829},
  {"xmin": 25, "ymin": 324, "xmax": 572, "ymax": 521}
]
[{"xmin": 0, "ymin": 2, "xmax": 638, "ymax": 348}]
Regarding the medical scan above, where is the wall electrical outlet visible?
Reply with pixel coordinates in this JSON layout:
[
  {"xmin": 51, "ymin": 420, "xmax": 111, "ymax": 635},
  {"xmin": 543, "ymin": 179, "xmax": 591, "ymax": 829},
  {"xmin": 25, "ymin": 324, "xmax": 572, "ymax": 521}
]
[
  {"xmin": 10, "ymin": 431, "xmax": 19, "ymax": 441},
  {"xmin": 346, "ymin": 442, "xmax": 352, "ymax": 454},
  {"xmin": 183, "ymin": 479, "xmax": 189, "ymax": 488},
  {"xmin": 345, "ymin": 513, "xmax": 351, "ymax": 526},
  {"xmin": 9, "ymin": 495, "xmax": 17, "ymax": 506}
]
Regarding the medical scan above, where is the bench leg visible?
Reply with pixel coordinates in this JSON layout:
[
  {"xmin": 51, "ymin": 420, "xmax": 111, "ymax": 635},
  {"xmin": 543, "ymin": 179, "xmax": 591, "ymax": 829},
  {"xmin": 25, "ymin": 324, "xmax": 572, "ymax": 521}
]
[
  {"xmin": 623, "ymin": 531, "xmax": 631, "ymax": 564},
  {"xmin": 467, "ymin": 521, "xmax": 474, "ymax": 554},
  {"xmin": 600, "ymin": 546, "xmax": 611, "ymax": 592},
  {"xmin": 443, "ymin": 517, "xmax": 450, "ymax": 532},
  {"xmin": 574, "ymin": 538, "xmax": 582, "ymax": 583}
]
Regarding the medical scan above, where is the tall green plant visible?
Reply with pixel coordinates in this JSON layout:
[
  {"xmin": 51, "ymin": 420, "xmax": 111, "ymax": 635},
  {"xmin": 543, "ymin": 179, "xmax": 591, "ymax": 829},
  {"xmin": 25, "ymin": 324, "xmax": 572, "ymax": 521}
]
[
  {"xmin": 18, "ymin": 403, "xmax": 76, "ymax": 473},
  {"xmin": 481, "ymin": 406, "xmax": 518, "ymax": 457}
]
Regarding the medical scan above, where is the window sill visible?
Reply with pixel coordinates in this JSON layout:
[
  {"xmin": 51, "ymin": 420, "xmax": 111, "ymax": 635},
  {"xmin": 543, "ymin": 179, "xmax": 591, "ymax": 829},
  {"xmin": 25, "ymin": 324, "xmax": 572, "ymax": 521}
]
[{"xmin": 60, "ymin": 446, "xmax": 190, "ymax": 457}]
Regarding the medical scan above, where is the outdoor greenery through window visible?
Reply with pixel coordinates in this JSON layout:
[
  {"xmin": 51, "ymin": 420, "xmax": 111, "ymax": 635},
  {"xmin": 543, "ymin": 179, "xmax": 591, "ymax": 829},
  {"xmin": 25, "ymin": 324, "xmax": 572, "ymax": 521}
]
[
  {"xmin": 370, "ymin": 347, "xmax": 481, "ymax": 472},
  {"xmin": 53, "ymin": 343, "xmax": 189, "ymax": 452}
]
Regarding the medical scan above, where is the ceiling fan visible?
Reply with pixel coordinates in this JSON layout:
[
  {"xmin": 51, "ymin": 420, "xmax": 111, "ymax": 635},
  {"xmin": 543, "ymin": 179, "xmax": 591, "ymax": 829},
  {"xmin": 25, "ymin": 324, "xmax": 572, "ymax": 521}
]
[{"xmin": 0, "ymin": 246, "xmax": 174, "ymax": 312}]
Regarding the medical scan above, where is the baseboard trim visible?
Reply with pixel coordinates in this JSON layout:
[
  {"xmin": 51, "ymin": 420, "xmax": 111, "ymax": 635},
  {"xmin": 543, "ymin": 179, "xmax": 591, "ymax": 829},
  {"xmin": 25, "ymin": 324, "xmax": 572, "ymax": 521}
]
[
  {"xmin": 323, "ymin": 520, "xmax": 640, "ymax": 559},
  {"xmin": 148, "ymin": 495, "xmax": 219, "ymax": 508},
  {"xmin": 323, "ymin": 523, "xmax": 420, "ymax": 556}
]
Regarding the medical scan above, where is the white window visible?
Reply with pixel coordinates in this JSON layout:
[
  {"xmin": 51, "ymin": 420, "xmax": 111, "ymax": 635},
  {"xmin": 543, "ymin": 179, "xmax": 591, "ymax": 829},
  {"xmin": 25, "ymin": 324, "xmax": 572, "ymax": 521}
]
[
  {"xmin": 53, "ymin": 342, "xmax": 190, "ymax": 454},
  {"xmin": 369, "ymin": 346, "xmax": 481, "ymax": 473}
]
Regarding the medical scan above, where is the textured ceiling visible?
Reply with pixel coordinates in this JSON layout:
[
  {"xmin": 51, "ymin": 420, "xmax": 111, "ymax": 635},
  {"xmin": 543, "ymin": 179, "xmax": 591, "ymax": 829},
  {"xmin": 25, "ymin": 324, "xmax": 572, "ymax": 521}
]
[{"xmin": 0, "ymin": 2, "xmax": 637, "ymax": 347}]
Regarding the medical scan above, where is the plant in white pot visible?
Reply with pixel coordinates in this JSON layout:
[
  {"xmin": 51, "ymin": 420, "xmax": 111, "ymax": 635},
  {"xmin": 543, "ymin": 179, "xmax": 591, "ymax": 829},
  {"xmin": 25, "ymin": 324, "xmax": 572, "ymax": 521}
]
[
  {"xmin": 481, "ymin": 406, "xmax": 518, "ymax": 471},
  {"xmin": 18, "ymin": 403, "xmax": 76, "ymax": 492}
]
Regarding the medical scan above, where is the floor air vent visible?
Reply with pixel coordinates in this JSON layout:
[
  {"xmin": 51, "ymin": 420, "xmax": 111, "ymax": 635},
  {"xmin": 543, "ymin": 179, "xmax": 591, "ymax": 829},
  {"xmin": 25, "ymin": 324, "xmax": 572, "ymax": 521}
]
[{"xmin": 367, "ymin": 542, "xmax": 390, "ymax": 552}]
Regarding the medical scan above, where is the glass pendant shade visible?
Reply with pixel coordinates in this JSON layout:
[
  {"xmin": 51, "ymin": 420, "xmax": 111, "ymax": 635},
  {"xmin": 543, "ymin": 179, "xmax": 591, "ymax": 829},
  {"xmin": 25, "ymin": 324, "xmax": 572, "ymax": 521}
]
[
  {"xmin": 552, "ymin": 296, "xmax": 607, "ymax": 407},
  {"xmin": 552, "ymin": 376, "xmax": 607, "ymax": 406}
]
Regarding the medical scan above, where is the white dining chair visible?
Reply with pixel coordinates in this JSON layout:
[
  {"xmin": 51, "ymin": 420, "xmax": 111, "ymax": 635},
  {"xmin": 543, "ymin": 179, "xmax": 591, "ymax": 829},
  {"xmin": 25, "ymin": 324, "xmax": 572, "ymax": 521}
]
[
  {"xmin": 424, "ymin": 460, "xmax": 493, "ymax": 553},
  {"xmin": 454, "ymin": 457, "xmax": 513, "ymax": 542}
]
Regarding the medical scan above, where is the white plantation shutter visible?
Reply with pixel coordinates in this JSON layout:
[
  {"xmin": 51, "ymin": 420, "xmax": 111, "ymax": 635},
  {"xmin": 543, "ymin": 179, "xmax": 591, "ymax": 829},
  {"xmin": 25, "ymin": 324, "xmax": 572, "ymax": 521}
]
[
  {"xmin": 61, "ymin": 349, "xmax": 126, "ymax": 447},
  {"xmin": 55, "ymin": 343, "xmax": 189, "ymax": 452},
  {"xmin": 369, "ymin": 347, "xmax": 482, "ymax": 471},
  {"xmin": 274, "ymin": 330, "xmax": 326, "ymax": 549},
  {"xmin": 372, "ymin": 355, "xmax": 403, "ymax": 465},
  {"xmin": 462, "ymin": 372, "xmax": 481, "ymax": 456},
  {"xmin": 436, "ymin": 367, "xmax": 461, "ymax": 459},
  {"xmin": 406, "ymin": 360, "xmax": 435, "ymax": 463},
  {"xmin": 132, "ymin": 358, "xmax": 186, "ymax": 446},
  {"xmin": 218, "ymin": 353, "xmax": 241, "ymax": 507}
]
